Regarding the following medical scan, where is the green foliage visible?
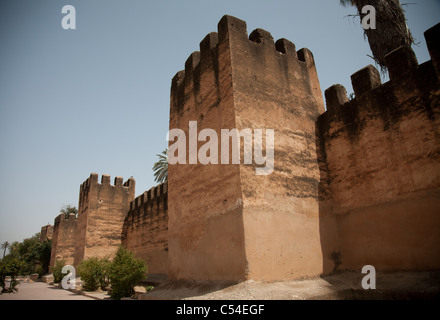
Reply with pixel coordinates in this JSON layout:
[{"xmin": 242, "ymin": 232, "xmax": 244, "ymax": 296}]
[
  {"xmin": 145, "ymin": 285, "xmax": 154, "ymax": 292},
  {"xmin": 0, "ymin": 257, "xmax": 25, "ymax": 294},
  {"xmin": 35, "ymin": 265, "xmax": 43, "ymax": 277},
  {"xmin": 52, "ymin": 259, "xmax": 66, "ymax": 283},
  {"xmin": 1, "ymin": 241, "xmax": 10, "ymax": 258},
  {"xmin": 36, "ymin": 240, "xmax": 52, "ymax": 275},
  {"xmin": 77, "ymin": 257, "xmax": 110, "ymax": 291},
  {"xmin": 108, "ymin": 246, "xmax": 147, "ymax": 300},
  {"xmin": 18, "ymin": 234, "xmax": 40, "ymax": 274},
  {"xmin": 153, "ymin": 149, "xmax": 168, "ymax": 183},
  {"xmin": 60, "ymin": 204, "xmax": 78, "ymax": 218},
  {"xmin": 7, "ymin": 242, "xmax": 20, "ymax": 259},
  {"xmin": 1, "ymin": 234, "xmax": 52, "ymax": 276},
  {"xmin": 17, "ymin": 234, "xmax": 41, "ymax": 275},
  {"xmin": 1, "ymin": 234, "xmax": 51, "ymax": 276}
]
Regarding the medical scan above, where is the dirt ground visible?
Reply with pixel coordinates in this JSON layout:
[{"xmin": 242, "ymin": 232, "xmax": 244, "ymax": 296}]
[
  {"xmin": 0, "ymin": 281, "xmax": 95, "ymax": 300},
  {"xmin": 2, "ymin": 270, "xmax": 437, "ymax": 300},
  {"xmin": 140, "ymin": 270, "xmax": 440, "ymax": 300}
]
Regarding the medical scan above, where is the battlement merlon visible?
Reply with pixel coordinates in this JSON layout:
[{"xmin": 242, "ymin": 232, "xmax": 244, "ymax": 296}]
[
  {"xmin": 54, "ymin": 212, "xmax": 77, "ymax": 227},
  {"xmin": 170, "ymin": 14, "xmax": 324, "ymax": 116},
  {"xmin": 78, "ymin": 173, "xmax": 136, "ymax": 214},
  {"xmin": 324, "ymin": 64, "xmax": 382, "ymax": 113},
  {"xmin": 323, "ymin": 22, "xmax": 440, "ymax": 114},
  {"xmin": 129, "ymin": 181, "xmax": 168, "ymax": 212},
  {"xmin": 424, "ymin": 22, "xmax": 440, "ymax": 80},
  {"xmin": 79, "ymin": 173, "xmax": 135, "ymax": 192}
]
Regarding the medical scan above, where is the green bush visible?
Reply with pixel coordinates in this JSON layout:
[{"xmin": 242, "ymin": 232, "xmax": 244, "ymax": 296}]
[
  {"xmin": 145, "ymin": 285, "xmax": 154, "ymax": 292},
  {"xmin": 108, "ymin": 246, "xmax": 147, "ymax": 300},
  {"xmin": 77, "ymin": 257, "xmax": 110, "ymax": 291},
  {"xmin": 0, "ymin": 257, "xmax": 25, "ymax": 294},
  {"xmin": 52, "ymin": 259, "xmax": 66, "ymax": 283},
  {"xmin": 35, "ymin": 265, "xmax": 43, "ymax": 277}
]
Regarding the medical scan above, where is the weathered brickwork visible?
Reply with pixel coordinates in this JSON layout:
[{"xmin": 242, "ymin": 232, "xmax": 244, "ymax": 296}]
[
  {"xmin": 168, "ymin": 15, "xmax": 326, "ymax": 281},
  {"xmin": 46, "ymin": 17, "xmax": 440, "ymax": 283},
  {"xmin": 39, "ymin": 224, "xmax": 53, "ymax": 242},
  {"xmin": 73, "ymin": 173, "xmax": 135, "ymax": 266},
  {"xmin": 122, "ymin": 182, "xmax": 168, "ymax": 276},
  {"xmin": 317, "ymin": 23, "xmax": 440, "ymax": 273},
  {"xmin": 49, "ymin": 213, "xmax": 76, "ymax": 269}
]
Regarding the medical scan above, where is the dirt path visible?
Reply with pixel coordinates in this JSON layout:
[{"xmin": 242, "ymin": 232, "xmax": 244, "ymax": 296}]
[
  {"xmin": 0, "ymin": 281, "xmax": 95, "ymax": 300},
  {"xmin": 141, "ymin": 270, "xmax": 440, "ymax": 300}
]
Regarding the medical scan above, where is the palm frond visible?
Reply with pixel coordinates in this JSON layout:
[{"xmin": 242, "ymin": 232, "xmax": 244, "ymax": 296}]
[
  {"xmin": 340, "ymin": 0, "xmax": 355, "ymax": 7},
  {"xmin": 153, "ymin": 149, "xmax": 168, "ymax": 183},
  {"xmin": 340, "ymin": 0, "xmax": 415, "ymax": 72}
]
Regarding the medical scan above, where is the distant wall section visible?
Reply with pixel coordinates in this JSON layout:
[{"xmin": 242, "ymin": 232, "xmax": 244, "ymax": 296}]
[
  {"xmin": 74, "ymin": 173, "xmax": 135, "ymax": 266},
  {"xmin": 49, "ymin": 213, "xmax": 76, "ymax": 270},
  {"xmin": 122, "ymin": 182, "xmax": 168, "ymax": 276},
  {"xmin": 39, "ymin": 224, "xmax": 53, "ymax": 242}
]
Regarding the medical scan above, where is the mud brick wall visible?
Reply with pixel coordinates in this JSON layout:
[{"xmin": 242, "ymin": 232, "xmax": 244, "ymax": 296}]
[
  {"xmin": 122, "ymin": 182, "xmax": 168, "ymax": 276},
  {"xmin": 39, "ymin": 224, "xmax": 53, "ymax": 242},
  {"xmin": 168, "ymin": 15, "xmax": 326, "ymax": 281},
  {"xmin": 74, "ymin": 173, "xmax": 135, "ymax": 265},
  {"xmin": 49, "ymin": 213, "xmax": 76, "ymax": 269},
  {"xmin": 317, "ymin": 23, "xmax": 440, "ymax": 272}
]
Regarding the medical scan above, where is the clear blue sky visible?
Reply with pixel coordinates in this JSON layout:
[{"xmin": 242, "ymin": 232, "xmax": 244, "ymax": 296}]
[{"xmin": 0, "ymin": 0, "xmax": 439, "ymax": 247}]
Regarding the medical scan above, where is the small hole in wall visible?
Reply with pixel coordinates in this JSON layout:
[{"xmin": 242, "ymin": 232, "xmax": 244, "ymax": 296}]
[
  {"xmin": 99, "ymin": 200, "xmax": 103, "ymax": 203},
  {"xmin": 223, "ymin": 199, "xmax": 227, "ymax": 204}
]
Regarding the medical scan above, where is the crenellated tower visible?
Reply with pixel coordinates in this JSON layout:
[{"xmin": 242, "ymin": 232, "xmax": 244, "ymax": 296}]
[
  {"xmin": 74, "ymin": 173, "xmax": 135, "ymax": 265},
  {"xmin": 168, "ymin": 15, "xmax": 326, "ymax": 281}
]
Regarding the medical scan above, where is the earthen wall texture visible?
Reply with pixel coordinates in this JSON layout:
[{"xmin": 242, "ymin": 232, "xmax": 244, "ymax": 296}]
[
  {"xmin": 229, "ymin": 19, "xmax": 327, "ymax": 281},
  {"xmin": 168, "ymin": 15, "xmax": 327, "ymax": 281},
  {"xmin": 39, "ymin": 224, "xmax": 53, "ymax": 242},
  {"xmin": 73, "ymin": 173, "xmax": 135, "ymax": 266},
  {"xmin": 317, "ymin": 23, "xmax": 440, "ymax": 272},
  {"xmin": 168, "ymin": 17, "xmax": 246, "ymax": 281},
  {"xmin": 122, "ymin": 182, "xmax": 168, "ymax": 276},
  {"xmin": 46, "ymin": 18, "xmax": 440, "ymax": 283},
  {"xmin": 49, "ymin": 213, "xmax": 77, "ymax": 269},
  {"xmin": 168, "ymin": 17, "xmax": 440, "ymax": 281}
]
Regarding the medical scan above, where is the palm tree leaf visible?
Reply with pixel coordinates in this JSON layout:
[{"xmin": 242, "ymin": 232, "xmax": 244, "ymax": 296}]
[
  {"xmin": 152, "ymin": 148, "xmax": 168, "ymax": 183},
  {"xmin": 340, "ymin": 0, "xmax": 415, "ymax": 72}
]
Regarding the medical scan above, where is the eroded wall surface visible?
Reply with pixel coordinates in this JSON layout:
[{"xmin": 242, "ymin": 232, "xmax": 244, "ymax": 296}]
[
  {"xmin": 74, "ymin": 173, "xmax": 135, "ymax": 265},
  {"xmin": 168, "ymin": 15, "xmax": 327, "ymax": 281},
  {"xmin": 227, "ymin": 18, "xmax": 326, "ymax": 280},
  {"xmin": 168, "ymin": 16, "xmax": 247, "ymax": 281},
  {"xmin": 45, "ymin": 19, "xmax": 440, "ymax": 282},
  {"xmin": 49, "ymin": 213, "xmax": 76, "ymax": 269},
  {"xmin": 317, "ymin": 23, "xmax": 440, "ymax": 272},
  {"xmin": 122, "ymin": 183, "xmax": 169, "ymax": 276}
]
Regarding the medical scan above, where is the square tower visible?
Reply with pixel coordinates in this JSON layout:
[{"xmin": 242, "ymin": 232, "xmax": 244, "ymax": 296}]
[
  {"xmin": 168, "ymin": 15, "xmax": 325, "ymax": 281},
  {"xmin": 74, "ymin": 173, "xmax": 135, "ymax": 265}
]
